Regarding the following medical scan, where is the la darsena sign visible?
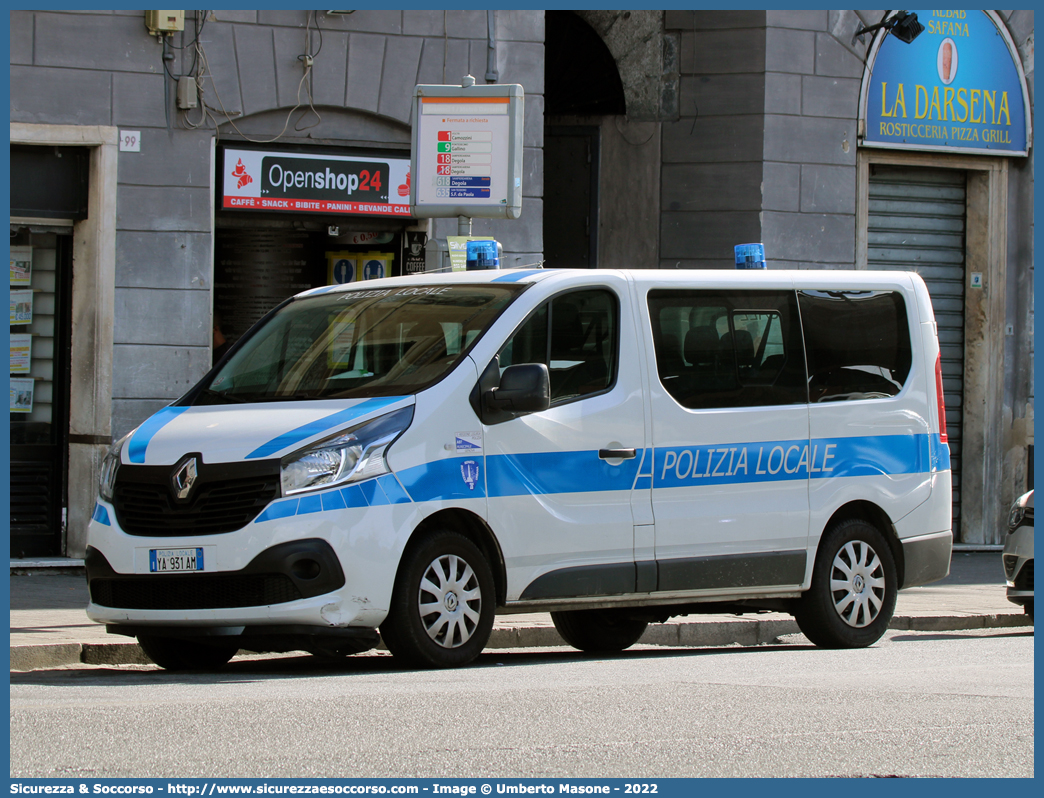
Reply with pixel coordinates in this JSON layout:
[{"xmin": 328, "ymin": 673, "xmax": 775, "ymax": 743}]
[{"xmin": 863, "ymin": 10, "xmax": 1029, "ymax": 155}]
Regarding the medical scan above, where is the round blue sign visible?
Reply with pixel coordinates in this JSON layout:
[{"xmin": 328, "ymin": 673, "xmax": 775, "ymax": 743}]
[
  {"xmin": 332, "ymin": 259, "xmax": 354, "ymax": 284},
  {"xmin": 362, "ymin": 259, "xmax": 385, "ymax": 280}
]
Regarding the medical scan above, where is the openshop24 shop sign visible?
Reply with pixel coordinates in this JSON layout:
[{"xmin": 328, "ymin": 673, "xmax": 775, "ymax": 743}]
[{"xmin": 221, "ymin": 147, "xmax": 412, "ymax": 217}]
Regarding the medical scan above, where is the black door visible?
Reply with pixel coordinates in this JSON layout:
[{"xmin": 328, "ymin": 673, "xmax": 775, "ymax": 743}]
[
  {"xmin": 10, "ymin": 230, "xmax": 73, "ymax": 557},
  {"xmin": 543, "ymin": 127, "xmax": 599, "ymax": 268}
]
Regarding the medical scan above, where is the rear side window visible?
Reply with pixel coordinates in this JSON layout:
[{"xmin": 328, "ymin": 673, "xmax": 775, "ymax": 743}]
[
  {"xmin": 648, "ymin": 289, "xmax": 806, "ymax": 409},
  {"xmin": 799, "ymin": 290, "xmax": 912, "ymax": 402}
]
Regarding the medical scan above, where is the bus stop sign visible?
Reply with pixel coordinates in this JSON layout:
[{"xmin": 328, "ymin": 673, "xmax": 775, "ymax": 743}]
[{"xmin": 410, "ymin": 78, "xmax": 524, "ymax": 220}]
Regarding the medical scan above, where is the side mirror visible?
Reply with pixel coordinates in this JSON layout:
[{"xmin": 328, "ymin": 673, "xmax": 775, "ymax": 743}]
[{"xmin": 483, "ymin": 363, "xmax": 550, "ymax": 415}]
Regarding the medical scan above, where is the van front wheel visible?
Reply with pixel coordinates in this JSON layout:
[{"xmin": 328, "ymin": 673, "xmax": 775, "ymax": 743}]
[
  {"xmin": 795, "ymin": 518, "xmax": 897, "ymax": 648},
  {"xmin": 551, "ymin": 609, "xmax": 648, "ymax": 652},
  {"xmin": 380, "ymin": 530, "xmax": 495, "ymax": 668}
]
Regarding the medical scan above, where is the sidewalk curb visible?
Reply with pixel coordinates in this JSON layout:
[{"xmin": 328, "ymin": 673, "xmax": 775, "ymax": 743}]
[{"xmin": 10, "ymin": 613, "xmax": 1032, "ymax": 672}]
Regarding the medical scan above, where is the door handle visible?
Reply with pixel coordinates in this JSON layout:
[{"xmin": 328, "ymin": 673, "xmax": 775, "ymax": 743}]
[{"xmin": 599, "ymin": 448, "xmax": 636, "ymax": 460}]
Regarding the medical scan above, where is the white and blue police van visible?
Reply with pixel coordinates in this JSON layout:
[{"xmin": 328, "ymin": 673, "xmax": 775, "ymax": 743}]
[{"xmin": 86, "ymin": 268, "xmax": 953, "ymax": 669}]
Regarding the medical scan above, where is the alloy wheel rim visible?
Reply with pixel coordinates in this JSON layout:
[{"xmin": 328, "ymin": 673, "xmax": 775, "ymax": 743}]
[
  {"xmin": 829, "ymin": 540, "xmax": 886, "ymax": 627},
  {"xmin": 418, "ymin": 553, "xmax": 482, "ymax": 648}
]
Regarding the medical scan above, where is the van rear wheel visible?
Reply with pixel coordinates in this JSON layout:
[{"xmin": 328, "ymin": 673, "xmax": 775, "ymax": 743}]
[
  {"xmin": 795, "ymin": 518, "xmax": 897, "ymax": 648},
  {"xmin": 551, "ymin": 609, "xmax": 648, "ymax": 652},
  {"xmin": 380, "ymin": 530, "xmax": 495, "ymax": 668},
  {"xmin": 137, "ymin": 635, "xmax": 239, "ymax": 671}
]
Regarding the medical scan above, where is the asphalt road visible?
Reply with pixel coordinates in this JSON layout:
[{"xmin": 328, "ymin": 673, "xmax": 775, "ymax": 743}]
[{"xmin": 9, "ymin": 626, "xmax": 1034, "ymax": 779}]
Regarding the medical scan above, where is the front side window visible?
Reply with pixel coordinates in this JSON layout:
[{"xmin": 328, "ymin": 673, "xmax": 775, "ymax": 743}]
[
  {"xmin": 197, "ymin": 284, "xmax": 524, "ymax": 403},
  {"xmin": 648, "ymin": 289, "xmax": 806, "ymax": 409},
  {"xmin": 799, "ymin": 290, "xmax": 911, "ymax": 402},
  {"xmin": 498, "ymin": 288, "xmax": 618, "ymax": 403}
]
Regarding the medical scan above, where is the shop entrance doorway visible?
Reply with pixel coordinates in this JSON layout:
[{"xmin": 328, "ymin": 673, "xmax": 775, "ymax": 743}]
[
  {"xmin": 213, "ymin": 222, "xmax": 405, "ymax": 353},
  {"xmin": 10, "ymin": 230, "xmax": 73, "ymax": 556}
]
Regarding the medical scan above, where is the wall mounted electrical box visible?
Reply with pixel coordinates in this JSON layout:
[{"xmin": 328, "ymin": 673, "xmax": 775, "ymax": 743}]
[
  {"xmin": 145, "ymin": 10, "xmax": 185, "ymax": 36},
  {"xmin": 176, "ymin": 76, "xmax": 198, "ymax": 109}
]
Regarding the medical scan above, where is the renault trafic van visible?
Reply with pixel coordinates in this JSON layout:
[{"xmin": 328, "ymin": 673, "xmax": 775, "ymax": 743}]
[{"xmin": 85, "ymin": 269, "xmax": 952, "ymax": 669}]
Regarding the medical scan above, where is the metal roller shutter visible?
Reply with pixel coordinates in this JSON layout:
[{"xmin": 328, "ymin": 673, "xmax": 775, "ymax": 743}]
[{"xmin": 867, "ymin": 164, "xmax": 966, "ymax": 535}]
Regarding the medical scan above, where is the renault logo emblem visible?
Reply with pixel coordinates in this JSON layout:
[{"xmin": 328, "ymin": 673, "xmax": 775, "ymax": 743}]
[{"xmin": 171, "ymin": 456, "xmax": 199, "ymax": 501}]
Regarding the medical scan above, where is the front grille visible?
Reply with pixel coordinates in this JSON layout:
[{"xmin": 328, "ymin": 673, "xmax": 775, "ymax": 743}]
[
  {"xmin": 90, "ymin": 573, "xmax": 302, "ymax": 610},
  {"xmin": 112, "ymin": 460, "xmax": 280, "ymax": 536}
]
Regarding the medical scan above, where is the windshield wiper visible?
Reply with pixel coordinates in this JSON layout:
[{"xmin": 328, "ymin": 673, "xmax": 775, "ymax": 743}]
[
  {"xmin": 264, "ymin": 392, "xmax": 325, "ymax": 402},
  {"xmin": 196, "ymin": 388, "xmax": 247, "ymax": 404}
]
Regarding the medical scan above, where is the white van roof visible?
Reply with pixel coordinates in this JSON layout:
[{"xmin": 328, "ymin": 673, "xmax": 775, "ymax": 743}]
[{"xmin": 300, "ymin": 267, "xmax": 927, "ymax": 298}]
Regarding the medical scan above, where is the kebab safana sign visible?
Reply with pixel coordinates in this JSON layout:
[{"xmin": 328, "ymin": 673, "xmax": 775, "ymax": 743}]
[{"xmin": 862, "ymin": 10, "xmax": 1030, "ymax": 156}]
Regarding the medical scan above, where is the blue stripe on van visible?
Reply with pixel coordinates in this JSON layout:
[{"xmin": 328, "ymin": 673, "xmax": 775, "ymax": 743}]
[
  {"xmin": 245, "ymin": 396, "xmax": 406, "ymax": 459},
  {"xmin": 397, "ymin": 457, "xmax": 487, "ymax": 501},
  {"xmin": 127, "ymin": 406, "xmax": 191, "ymax": 464},
  {"xmin": 931, "ymin": 433, "xmax": 951, "ymax": 472},
  {"xmin": 248, "ymin": 434, "xmax": 945, "ymax": 523},
  {"xmin": 652, "ymin": 434, "xmax": 932, "ymax": 488},
  {"xmin": 341, "ymin": 484, "xmax": 370, "ymax": 509},
  {"xmin": 492, "ymin": 270, "xmax": 543, "ymax": 282},
  {"xmin": 377, "ymin": 474, "xmax": 412, "ymax": 504},
  {"xmin": 486, "ymin": 449, "xmax": 643, "ymax": 498},
  {"xmin": 92, "ymin": 503, "xmax": 111, "ymax": 526},
  {"xmin": 297, "ymin": 494, "xmax": 324, "ymax": 515},
  {"xmin": 321, "ymin": 490, "xmax": 347, "ymax": 512},
  {"xmin": 252, "ymin": 476, "xmax": 413, "ymax": 524},
  {"xmin": 255, "ymin": 498, "xmax": 299, "ymax": 523},
  {"xmin": 359, "ymin": 479, "xmax": 389, "ymax": 507},
  {"xmin": 397, "ymin": 434, "xmax": 936, "ymax": 502}
]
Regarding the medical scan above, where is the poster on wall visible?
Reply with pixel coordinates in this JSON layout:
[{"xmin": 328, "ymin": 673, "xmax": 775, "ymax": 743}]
[
  {"xmin": 404, "ymin": 232, "xmax": 427, "ymax": 275},
  {"xmin": 10, "ymin": 378, "xmax": 34, "ymax": 413},
  {"xmin": 221, "ymin": 147, "xmax": 412, "ymax": 218},
  {"xmin": 861, "ymin": 10, "xmax": 1031, "ymax": 156},
  {"xmin": 10, "ymin": 246, "xmax": 32, "ymax": 286},
  {"xmin": 10, "ymin": 289, "xmax": 33, "ymax": 325},
  {"xmin": 10, "ymin": 334, "xmax": 31, "ymax": 374}
]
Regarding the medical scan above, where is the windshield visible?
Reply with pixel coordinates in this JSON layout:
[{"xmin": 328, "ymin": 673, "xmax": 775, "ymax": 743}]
[{"xmin": 197, "ymin": 284, "xmax": 524, "ymax": 403}]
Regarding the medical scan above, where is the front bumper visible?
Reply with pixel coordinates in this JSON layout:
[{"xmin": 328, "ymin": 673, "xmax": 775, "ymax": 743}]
[
  {"xmin": 84, "ymin": 481, "xmax": 423, "ymax": 630},
  {"xmin": 86, "ymin": 539, "xmax": 345, "ymax": 611},
  {"xmin": 1002, "ymin": 523, "xmax": 1033, "ymax": 606},
  {"xmin": 104, "ymin": 622, "xmax": 380, "ymax": 657}
]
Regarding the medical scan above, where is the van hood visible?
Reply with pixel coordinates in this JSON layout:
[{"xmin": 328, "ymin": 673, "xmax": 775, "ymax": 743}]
[{"xmin": 122, "ymin": 396, "xmax": 413, "ymax": 466}]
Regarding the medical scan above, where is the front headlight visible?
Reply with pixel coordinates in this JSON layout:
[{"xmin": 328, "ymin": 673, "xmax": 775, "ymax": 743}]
[
  {"xmin": 1008, "ymin": 503, "xmax": 1026, "ymax": 532},
  {"xmin": 280, "ymin": 406, "xmax": 413, "ymax": 496},
  {"xmin": 99, "ymin": 433, "xmax": 131, "ymax": 501}
]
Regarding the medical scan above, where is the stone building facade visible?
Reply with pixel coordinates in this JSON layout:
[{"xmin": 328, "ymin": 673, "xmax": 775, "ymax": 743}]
[{"xmin": 8, "ymin": 9, "xmax": 1033, "ymax": 558}]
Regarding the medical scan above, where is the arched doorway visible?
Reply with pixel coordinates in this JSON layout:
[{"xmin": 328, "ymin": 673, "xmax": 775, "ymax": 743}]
[{"xmin": 543, "ymin": 11, "xmax": 626, "ymax": 268}]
